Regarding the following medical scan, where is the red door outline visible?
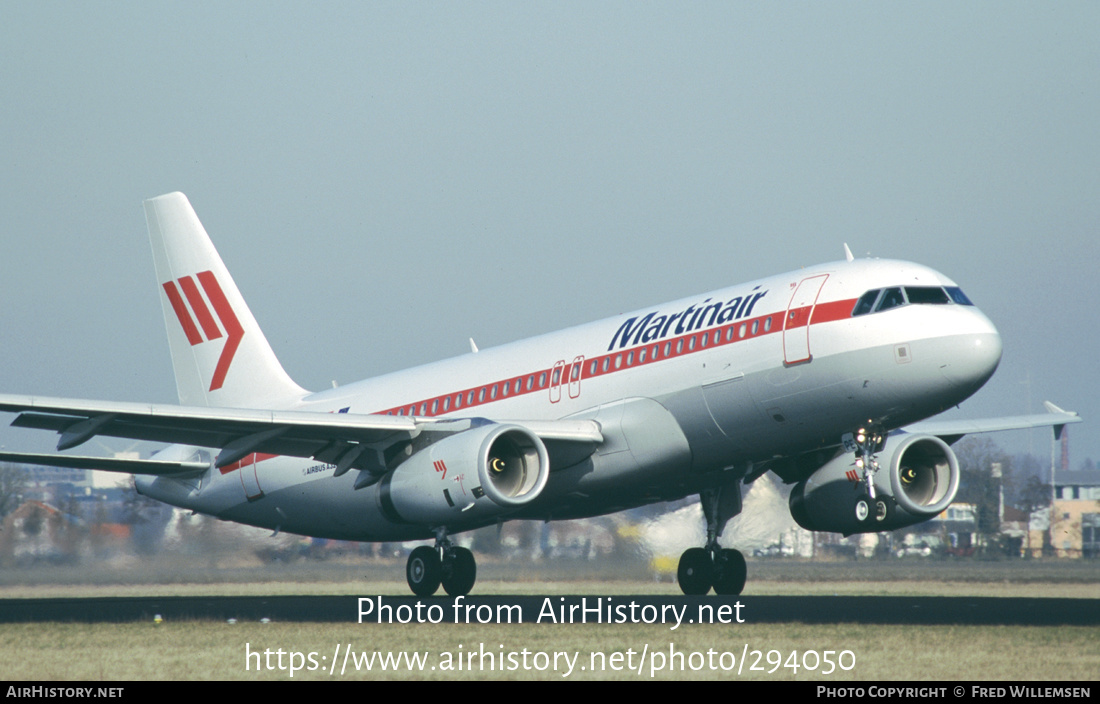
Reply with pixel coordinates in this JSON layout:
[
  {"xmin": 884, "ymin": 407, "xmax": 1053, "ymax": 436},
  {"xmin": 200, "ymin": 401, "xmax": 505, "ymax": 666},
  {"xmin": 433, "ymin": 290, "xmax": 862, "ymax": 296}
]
[
  {"xmin": 549, "ymin": 360, "xmax": 565, "ymax": 403},
  {"xmin": 239, "ymin": 453, "xmax": 264, "ymax": 501},
  {"xmin": 783, "ymin": 274, "xmax": 829, "ymax": 365},
  {"xmin": 568, "ymin": 355, "xmax": 584, "ymax": 399}
]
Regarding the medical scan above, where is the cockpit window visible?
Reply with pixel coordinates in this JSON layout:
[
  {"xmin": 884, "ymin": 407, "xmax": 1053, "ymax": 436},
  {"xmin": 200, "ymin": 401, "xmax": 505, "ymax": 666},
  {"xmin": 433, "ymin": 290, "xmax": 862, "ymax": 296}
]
[
  {"xmin": 945, "ymin": 287, "xmax": 974, "ymax": 305},
  {"xmin": 905, "ymin": 286, "xmax": 950, "ymax": 305},
  {"xmin": 875, "ymin": 287, "xmax": 906, "ymax": 312},
  {"xmin": 852, "ymin": 289, "xmax": 879, "ymax": 316},
  {"xmin": 852, "ymin": 284, "xmax": 974, "ymax": 317}
]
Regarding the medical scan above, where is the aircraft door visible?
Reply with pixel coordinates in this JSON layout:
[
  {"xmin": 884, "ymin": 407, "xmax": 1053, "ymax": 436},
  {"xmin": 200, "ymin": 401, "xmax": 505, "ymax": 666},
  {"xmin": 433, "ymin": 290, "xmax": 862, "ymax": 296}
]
[
  {"xmin": 783, "ymin": 274, "xmax": 828, "ymax": 365},
  {"xmin": 238, "ymin": 452, "xmax": 264, "ymax": 501},
  {"xmin": 549, "ymin": 360, "xmax": 565, "ymax": 403},
  {"xmin": 568, "ymin": 355, "xmax": 584, "ymax": 399}
]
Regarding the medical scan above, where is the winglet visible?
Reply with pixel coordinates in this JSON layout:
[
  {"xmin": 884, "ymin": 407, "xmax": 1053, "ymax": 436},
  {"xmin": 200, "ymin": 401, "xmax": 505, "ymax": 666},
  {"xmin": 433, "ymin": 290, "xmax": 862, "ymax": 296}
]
[
  {"xmin": 843, "ymin": 243, "xmax": 854, "ymax": 262},
  {"xmin": 1043, "ymin": 401, "xmax": 1078, "ymax": 441},
  {"xmin": 1042, "ymin": 401, "xmax": 1074, "ymax": 415}
]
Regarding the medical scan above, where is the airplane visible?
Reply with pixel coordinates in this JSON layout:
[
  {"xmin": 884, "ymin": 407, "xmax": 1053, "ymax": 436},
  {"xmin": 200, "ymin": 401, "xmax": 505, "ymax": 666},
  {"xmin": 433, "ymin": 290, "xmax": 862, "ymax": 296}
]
[{"xmin": 0, "ymin": 192, "xmax": 1080, "ymax": 597}]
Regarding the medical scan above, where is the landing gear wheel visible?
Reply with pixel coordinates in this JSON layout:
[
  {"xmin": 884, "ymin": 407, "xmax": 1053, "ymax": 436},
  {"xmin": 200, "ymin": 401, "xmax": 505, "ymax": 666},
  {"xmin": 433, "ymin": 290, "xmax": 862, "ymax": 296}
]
[
  {"xmin": 874, "ymin": 499, "xmax": 888, "ymax": 523},
  {"xmin": 712, "ymin": 548, "xmax": 747, "ymax": 595},
  {"xmin": 406, "ymin": 545, "xmax": 442, "ymax": 597},
  {"xmin": 441, "ymin": 547, "xmax": 477, "ymax": 596},
  {"xmin": 854, "ymin": 493, "xmax": 872, "ymax": 525},
  {"xmin": 677, "ymin": 547, "xmax": 713, "ymax": 595}
]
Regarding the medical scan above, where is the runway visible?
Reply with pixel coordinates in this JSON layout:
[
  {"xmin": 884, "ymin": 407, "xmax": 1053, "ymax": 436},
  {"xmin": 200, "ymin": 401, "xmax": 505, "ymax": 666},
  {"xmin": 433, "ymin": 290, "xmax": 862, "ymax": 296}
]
[{"xmin": 1, "ymin": 594, "xmax": 1096, "ymax": 626}]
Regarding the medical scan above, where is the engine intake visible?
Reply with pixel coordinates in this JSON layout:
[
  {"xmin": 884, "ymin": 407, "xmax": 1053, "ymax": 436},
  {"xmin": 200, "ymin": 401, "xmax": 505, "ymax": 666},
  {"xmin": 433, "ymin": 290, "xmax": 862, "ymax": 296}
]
[
  {"xmin": 379, "ymin": 423, "xmax": 550, "ymax": 527},
  {"xmin": 480, "ymin": 429, "xmax": 545, "ymax": 506},
  {"xmin": 888, "ymin": 435, "xmax": 958, "ymax": 517}
]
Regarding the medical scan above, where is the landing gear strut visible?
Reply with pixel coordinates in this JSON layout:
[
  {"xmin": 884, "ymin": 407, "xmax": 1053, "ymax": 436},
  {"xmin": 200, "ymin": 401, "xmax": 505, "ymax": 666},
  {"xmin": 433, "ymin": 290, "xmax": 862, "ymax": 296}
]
[
  {"xmin": 405, "ymin": 528, "xmax": 477, "ymax": 597},
  {"xmin": 845, "ymin": 422, "xmax": 887, "ymax": 527},
  {"xmin": 677, "ymin": 482, "xmax": 747, "ymax": 595}
]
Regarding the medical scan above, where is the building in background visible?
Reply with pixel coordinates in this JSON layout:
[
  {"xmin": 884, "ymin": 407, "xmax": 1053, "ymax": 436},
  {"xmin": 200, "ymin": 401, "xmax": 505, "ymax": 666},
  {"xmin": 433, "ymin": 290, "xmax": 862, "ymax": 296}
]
[{"xmin": 1044, "ymin": 470, "xmax": 1100, "ymax": 558}]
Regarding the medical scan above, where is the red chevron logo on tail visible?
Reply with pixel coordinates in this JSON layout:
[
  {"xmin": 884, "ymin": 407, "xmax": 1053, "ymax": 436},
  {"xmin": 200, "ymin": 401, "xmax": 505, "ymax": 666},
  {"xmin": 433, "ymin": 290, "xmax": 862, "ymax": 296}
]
[{"xmin": 162, "ymin": 271, "xmax": 244, "ymax": 391}]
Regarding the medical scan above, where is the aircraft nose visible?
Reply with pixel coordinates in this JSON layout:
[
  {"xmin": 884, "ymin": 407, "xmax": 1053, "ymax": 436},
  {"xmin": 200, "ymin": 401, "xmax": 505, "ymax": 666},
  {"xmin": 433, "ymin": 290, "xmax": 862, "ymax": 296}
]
[{"xmin": 939, "ymin": 315, "xmax": 1002, "ymax": 391}]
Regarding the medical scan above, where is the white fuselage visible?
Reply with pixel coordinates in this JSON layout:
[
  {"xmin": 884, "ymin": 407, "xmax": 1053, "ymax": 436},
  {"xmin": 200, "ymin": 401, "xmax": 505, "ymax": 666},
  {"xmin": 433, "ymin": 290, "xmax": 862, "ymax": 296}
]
[{"xmin": 137, "ymin": 257, "xmax": 1002, "ymax": 541}]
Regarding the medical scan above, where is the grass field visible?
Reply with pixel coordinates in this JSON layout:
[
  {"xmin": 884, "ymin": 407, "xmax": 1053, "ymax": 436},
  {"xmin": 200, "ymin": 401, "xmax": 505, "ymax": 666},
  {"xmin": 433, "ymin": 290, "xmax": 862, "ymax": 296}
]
[{"xmin": 1, "ymin": 558, "xmax": 1097, "ymax": 681}]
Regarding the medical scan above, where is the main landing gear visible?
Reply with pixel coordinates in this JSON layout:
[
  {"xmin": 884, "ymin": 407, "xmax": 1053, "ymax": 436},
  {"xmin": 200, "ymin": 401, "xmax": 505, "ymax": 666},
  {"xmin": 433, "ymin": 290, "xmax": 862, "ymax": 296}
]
[
  {"xmin": 677, "ymin": 482, "xmax": 747, "ymax": 595},
  {"xmin": 677, "ymin": 545, "xmax": 747, "ymax": 595},
  {"xmin": 405, "ymin": 529, "xmax": 477, "ymax": 597}
]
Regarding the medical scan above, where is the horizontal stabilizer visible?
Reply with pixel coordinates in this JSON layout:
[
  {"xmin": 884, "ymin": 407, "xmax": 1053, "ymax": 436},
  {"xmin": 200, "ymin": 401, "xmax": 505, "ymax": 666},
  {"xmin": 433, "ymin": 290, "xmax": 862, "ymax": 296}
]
[{"xmin": 0, "ymin": 451, "xmax": 207, "ymax": 476}]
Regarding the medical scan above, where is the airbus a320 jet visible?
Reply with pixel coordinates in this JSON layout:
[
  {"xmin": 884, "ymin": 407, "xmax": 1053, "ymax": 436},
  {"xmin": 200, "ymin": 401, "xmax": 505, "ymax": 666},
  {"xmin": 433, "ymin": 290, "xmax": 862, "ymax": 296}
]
[{"xmin": 0, "ymin": 193, "xmax": 1079, "ymax": 596}]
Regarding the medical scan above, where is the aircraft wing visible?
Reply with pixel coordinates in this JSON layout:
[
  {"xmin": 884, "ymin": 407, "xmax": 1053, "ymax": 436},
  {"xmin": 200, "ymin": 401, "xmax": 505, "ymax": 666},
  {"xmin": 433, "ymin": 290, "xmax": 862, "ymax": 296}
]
[
  {"xmin": 902, "ymin": 401, "xmax": 1081, "ymax": 444},
  {"xmin": 0, "ymin": 393, "xmax": 603, "ymax": 476}
]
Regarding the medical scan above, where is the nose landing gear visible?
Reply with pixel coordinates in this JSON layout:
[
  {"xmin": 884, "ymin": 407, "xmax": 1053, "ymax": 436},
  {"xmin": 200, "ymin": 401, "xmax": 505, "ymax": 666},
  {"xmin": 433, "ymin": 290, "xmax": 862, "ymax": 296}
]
[{"xmin": 844, "ymin": 423, "xmax": 888, "ymax": 526}]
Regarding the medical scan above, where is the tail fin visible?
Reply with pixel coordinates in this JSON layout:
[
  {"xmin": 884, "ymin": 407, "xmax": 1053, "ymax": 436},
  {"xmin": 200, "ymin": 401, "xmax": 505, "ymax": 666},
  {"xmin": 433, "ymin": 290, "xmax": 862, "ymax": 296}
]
[{"xmin": 144, "ymin": 192, "xmax": 308, "ymax": 408}]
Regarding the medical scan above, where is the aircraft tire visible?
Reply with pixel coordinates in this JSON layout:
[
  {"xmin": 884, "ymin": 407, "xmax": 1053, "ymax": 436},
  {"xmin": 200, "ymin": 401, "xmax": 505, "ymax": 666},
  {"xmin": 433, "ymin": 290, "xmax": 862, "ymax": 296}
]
[
  {"xmin": 874, "ymin": 498, "xmax": 889, "ymax": 523},
  {"xmin": 677, "ymin": 547, "xmax": 713, "ymax": 595},
  {"xmin": 854, "ymin": 493, "xmax": 872, "ymax": 525},
  {"xmin": 712, "ymin": 548, "xmax": 747, "ymax": 595},
  {"xmin": 406, "ymin": 546, "xmax": 442, "ymax": 597},
  {"xmin": 441, "ymin": 547, "xmax": 477, "ymax": 597}
]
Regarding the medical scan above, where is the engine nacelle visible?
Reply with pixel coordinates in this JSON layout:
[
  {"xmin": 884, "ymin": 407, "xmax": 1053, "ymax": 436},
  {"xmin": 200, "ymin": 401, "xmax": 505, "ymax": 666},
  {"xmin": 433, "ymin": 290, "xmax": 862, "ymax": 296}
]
[
  {"xmin": 378, "ymin": 423, "xmax": 550, "ymax": 527},
  {"xmin": 789, "ymin": 433, "xmax": 959, "ymax": 534}
]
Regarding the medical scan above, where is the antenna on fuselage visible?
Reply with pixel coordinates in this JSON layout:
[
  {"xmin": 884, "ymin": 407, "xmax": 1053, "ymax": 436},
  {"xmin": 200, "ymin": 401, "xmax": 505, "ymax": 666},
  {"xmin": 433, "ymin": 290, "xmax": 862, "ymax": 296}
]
[{"xmin": 843, "ymin": 243, "xmax": 855, "ymax": 262}]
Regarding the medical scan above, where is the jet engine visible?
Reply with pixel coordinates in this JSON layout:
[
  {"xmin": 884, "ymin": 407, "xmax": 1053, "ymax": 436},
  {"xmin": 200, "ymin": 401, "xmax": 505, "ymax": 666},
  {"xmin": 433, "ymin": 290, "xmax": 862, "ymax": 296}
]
[
  {"xmin": 377, "ymin": 423, "xmax": 550, "ymax": 527},
  {"xmin": 788, "ymin": 433, "xmax": 959, "ymax": 534}
]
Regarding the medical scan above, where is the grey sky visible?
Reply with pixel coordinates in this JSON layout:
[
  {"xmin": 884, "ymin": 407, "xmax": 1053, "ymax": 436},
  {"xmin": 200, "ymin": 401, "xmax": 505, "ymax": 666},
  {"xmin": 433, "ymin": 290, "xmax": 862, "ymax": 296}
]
[{"xmin": 1, "ymin": 2, "xmax": 1097, "ymax": 464}]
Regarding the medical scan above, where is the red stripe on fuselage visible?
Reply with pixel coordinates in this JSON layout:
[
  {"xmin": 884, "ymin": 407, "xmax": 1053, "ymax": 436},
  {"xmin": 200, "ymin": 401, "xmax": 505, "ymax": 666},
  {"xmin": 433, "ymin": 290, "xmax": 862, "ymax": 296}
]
[
  {"xmin": 809, "ymin": 298, "xmax": 857, "ymax": 325},
  {"xmin": 219, "ymin": 298, "xmax": 858, "ymax": 474},
  {"xmin": 375, "ymin": 297, "xmax": 859, "ymax": 419},
  {"xmin": 219, "ymin": 452, "xmax": 277, "ymax": 474}
]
